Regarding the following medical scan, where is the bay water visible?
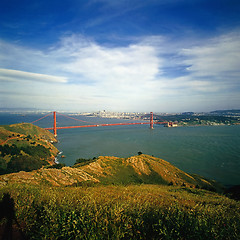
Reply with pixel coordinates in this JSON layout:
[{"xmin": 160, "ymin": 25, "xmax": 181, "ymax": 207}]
[{"xmin": 1, "ymin": 113, "xmax": 240, "ymax": 186}]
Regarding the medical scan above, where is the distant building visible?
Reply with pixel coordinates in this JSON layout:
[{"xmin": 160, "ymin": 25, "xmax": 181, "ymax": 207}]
[{"xmin": 165, "ymin": 122, "xmax": 178, "ymax": 127}]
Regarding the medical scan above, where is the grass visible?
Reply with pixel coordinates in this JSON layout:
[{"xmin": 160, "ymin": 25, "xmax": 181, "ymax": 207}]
[
  {"xmin": 74, "ymin": 155, "xmax": 224, "ymax": 192},
  {"xmin": 0, "ymin": 124, "xmax": 57, "ymax": 153},
  {"xmin": 0, "ymin": 184, "xmax": 239, "ymax": 239},
  {"xmin": 1, "ymin": 123, "xmax": 54, "ymax": 140}
]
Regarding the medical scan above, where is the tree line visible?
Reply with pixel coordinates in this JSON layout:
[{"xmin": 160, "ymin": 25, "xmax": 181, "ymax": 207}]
[{"xmin": 0, "ymin": 144, "xmax": 51, "ymax": 174}]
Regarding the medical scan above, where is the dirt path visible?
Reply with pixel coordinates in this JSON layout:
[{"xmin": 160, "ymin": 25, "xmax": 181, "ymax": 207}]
[{"xmin": 0, "ymin": 137, "xmax": 20, "ymax": 145}]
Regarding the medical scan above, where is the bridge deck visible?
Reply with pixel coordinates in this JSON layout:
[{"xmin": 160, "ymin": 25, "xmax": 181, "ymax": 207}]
[{"xmin": 45, "ymin": 121, "xmax": 167, "ymax": 130}]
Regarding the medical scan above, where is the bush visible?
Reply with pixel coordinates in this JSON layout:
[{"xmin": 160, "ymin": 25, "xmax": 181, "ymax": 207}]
[
  {"xmin": 21, "ymin": 145, "xmax": 51, "ymax": 158},
  {"xmin": 73, "ymin": 158, "xmax": 97, "ymax": 167},
  {"xmin": 46, "ymin": 163, "xmax": 66, "ymax": 169},
  {"xmin": 7, "ymin": 155, "xmax": 48, "ymax": 173},
  {"xmin": 0, "ymin": 144, "xmax": 51, "ymax": 174},
  {"xmin": 0, "ymin": 144, "xmax": 20, "ymax": 157}
]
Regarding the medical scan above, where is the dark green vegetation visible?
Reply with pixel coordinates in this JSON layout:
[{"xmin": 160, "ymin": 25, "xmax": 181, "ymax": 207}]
[
  {"xmin": 46, "ymin": 163, "xmax": 66, "ymax": 169},
  {"xmin": 225, "ymin": 185, "xmax": 240, "ymax": 201},
  {"xmin": 0, "ymin": 123, "xmax": 58, "ymax": 174},
  {"xmin": 0, "ymin": 144, "xmax": 50, "ymax": 174},
  {"xmin": 74, "ymin": 157, "xmax": 97, "ymax": 167},
  {"xmin": 0, "ymin": 184, "xmax": 239, "ymax": 240}
]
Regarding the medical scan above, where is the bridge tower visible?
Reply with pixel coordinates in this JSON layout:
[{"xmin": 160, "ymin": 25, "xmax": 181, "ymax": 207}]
[
  {"xmin": 150, "ymin": 112, "xmax": 154, "ymax": 129},
  {"xmin": 53, "ymin": 111, "xmax": 57, "ymax": 137}
]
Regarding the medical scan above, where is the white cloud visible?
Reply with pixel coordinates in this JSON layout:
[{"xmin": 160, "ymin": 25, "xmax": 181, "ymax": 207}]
[
  {"xmin": 181, "ymin": 32, "xmax": 240, "ymax": 79},
  {"xmin": 0, "ymin": 68, "xmax": 68, "ymax": 83},
  {"xmin": 0, "ymin": 31, "xmax": 240, "ymax": 112},
  {"xmin": 61, "ymin": 40, "xmax": 161, "ymax": 88},
  {"xmin": 47, "ymin": 35, "xmax": 164, "ymax": 102}
]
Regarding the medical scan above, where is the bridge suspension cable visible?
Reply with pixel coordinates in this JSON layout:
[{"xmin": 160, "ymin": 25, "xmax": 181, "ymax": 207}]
[
  {"xmin": 56, "ymin": 112, "xmax": 99, "ymax": 125},
  {"xmin": 31, "ymin": 112, "xmax": 53, "ymax": 124}
]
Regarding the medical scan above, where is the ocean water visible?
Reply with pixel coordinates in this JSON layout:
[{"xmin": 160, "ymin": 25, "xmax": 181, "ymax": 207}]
[{"xmin": 1, "ymin": 113, "xmax": 240, "ymax": 186}]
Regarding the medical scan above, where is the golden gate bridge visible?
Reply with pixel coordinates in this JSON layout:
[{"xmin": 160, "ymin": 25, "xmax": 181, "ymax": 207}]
[{"xmin": 31, "ymin": 111, "xmax": 170, "ymax": 137}]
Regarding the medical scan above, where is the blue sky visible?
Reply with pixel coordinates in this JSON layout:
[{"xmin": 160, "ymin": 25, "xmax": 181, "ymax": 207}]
[{"xmin": 0, "ymin": 0, "xmax": 240, "ymax": 112}]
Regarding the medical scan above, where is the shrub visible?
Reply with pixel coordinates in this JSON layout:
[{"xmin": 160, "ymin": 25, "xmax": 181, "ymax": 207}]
[
  {"xmin": 46, "ymin": 163, "xmax": 66, "ymax": 169},
  {"xmin": 73, "ymin": 158, "xmax": 97, "ymax": 167},
  {"xmin": 7, "ymin": 155, "xmax": 48, "ymax": 173}
]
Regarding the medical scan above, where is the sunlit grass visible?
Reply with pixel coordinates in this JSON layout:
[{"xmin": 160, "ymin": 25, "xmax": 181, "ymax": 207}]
[{"xmin": 1, "ymin": 184, "xmax": 239, "ymax": 239}]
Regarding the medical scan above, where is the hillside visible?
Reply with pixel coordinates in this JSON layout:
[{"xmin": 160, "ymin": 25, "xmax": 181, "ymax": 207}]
[
  {"xmin": 78, "ymin": 155, "xmax": 222, "ymax": 190},
  {"xmin": 1, "ymin": 124, "xmax": 238, "ymax": 239},
  {"xmin": 0, "ymin": 154, "xmax": 223, "ymax": 192},
  {"xmin": 0, "ymin": 183, "xmax": 239, "ymax": 239},
  {"xmin": 0, "ymin": 123, "xmax": 58, "ymax": 174},
  {"xmin": 0, "ymin": 151, "xmax": 239, "ymax": 238}
]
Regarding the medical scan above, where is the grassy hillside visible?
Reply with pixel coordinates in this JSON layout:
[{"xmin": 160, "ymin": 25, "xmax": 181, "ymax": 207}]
[
  {"xmin": 0, "ymin": 123, "xmax": 56, "ymax": 143},
  {"xmin": 78, "ymin": 155, "xmax": 223, "ymax": 191},
  {"xmin": 0, "ymin": 123, "xmax": 58, "ymax": 174},
  {"xmin": 0, "ymin": 154, "xmax": 223, "ymax": 193},
  {"xmin": 0, "ymin": 183, "xmax": 239, "ymax": 239}
]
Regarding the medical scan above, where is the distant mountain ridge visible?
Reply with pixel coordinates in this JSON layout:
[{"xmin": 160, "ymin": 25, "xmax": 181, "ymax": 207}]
[{"xmin": 210, "ymin": 109, "xmax": 240, "ymax": 115}]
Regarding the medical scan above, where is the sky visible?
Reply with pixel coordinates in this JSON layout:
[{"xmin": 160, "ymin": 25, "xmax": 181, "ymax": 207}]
[{"xmin": 0, "ymin": 0, "xmax": 240, "ymax": 113}]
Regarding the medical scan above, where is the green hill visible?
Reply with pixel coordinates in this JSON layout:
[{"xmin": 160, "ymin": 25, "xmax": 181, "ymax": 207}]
[
  {"xmin": 0, "ymin": 154, "xmax": 223, "ymax": 192},
  {"xmin": 77, "ymin": 155, "xmax": 223, "ymax": 191},
  {"xmin": 0, "ymin": 123, "xmax": 58, "ymax": 174}
]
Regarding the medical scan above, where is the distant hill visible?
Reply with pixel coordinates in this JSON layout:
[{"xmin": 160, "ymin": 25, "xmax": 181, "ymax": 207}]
[
  {"xmin": 210, "ymin": 109, "xmax": 240, "ymax": 115},
  {"xmin": 0, "ymin": 123, "xmax": 58, "ymax": 174},
  {"xmin": 0, "ymin": 154, "xmax": 224, "ymax": 192}
]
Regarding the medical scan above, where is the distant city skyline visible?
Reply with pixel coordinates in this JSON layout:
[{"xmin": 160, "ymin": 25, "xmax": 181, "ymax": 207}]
[{"xmin": 1, "ymin": 0, "xmax": 240, "ymax": 112}]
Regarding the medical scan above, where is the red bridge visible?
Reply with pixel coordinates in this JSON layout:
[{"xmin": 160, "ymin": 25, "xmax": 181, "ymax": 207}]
[{"xmin": 32, "ymin": 111, "xmax": 168, "ymax": 137}]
